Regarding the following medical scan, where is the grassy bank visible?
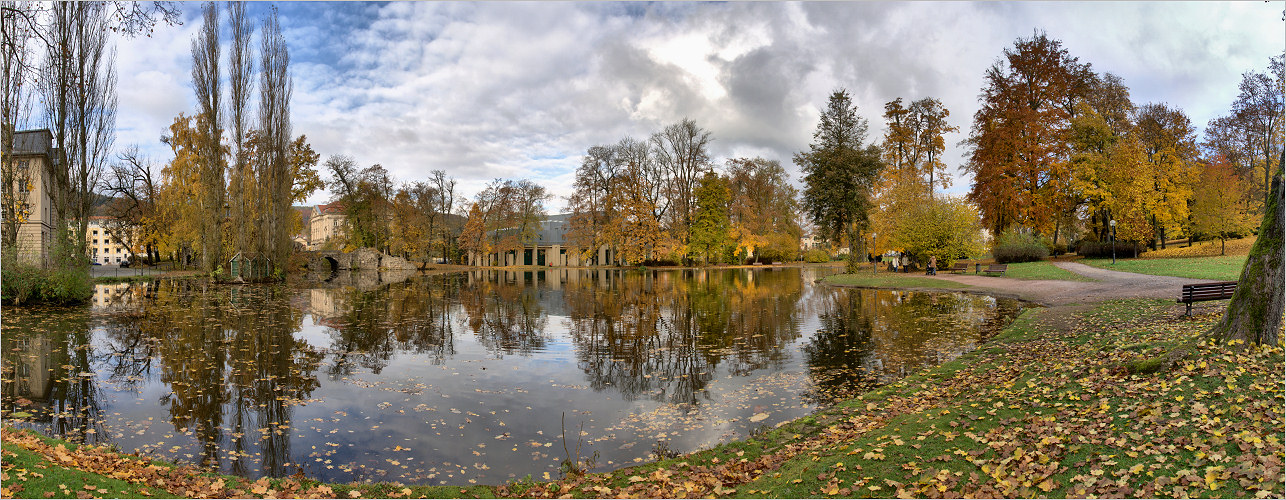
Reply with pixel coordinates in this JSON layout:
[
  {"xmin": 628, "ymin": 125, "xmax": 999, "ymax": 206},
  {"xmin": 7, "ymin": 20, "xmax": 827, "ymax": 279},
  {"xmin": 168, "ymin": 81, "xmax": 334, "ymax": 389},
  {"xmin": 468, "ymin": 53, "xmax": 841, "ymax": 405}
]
[
  {"xmin": 1081, "ymin": 255, "xmax": 1248, "ymax": 281},
  {"xmin": 998, "ymin": 261, "xmax": 1096, "ymax": 281},
  {"xmin": 0, "ymin": 427, "xmax": 493, "ymax": 499},
  {"xmin": 823, "ymin": 272, "xmax": 976, "ymax": 290},
  {"xmin": 4, "ymin": 299, "xmax": 1280, "ymax": 499}
]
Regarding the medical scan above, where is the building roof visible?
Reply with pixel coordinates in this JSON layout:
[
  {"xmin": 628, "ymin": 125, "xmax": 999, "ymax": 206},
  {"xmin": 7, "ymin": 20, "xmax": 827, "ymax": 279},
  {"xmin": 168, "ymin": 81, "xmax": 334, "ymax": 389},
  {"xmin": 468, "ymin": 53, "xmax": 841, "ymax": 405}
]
[
  {"xmin": 315, "ymin": 202, "xmax": 345, "ymax": 215},
  {"xmin": 11, "ymin": 129, "xmax": 53, "ymax": 157},
  {"xmin": 534, "ymin": 214, "xmax": 572, "ymax": 245}
]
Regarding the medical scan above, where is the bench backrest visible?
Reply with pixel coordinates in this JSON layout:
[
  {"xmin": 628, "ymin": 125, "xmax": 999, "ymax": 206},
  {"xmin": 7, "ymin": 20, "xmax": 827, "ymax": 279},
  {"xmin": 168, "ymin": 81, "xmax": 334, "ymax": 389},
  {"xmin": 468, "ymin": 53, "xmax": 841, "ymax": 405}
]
[
  {"xmin": 986, "ymin": 264, "xmax": 1007, "ymax": 271},
  {"xmin": 1180, "ymin": 281, "xmax": 1237, "ymax": 300}
]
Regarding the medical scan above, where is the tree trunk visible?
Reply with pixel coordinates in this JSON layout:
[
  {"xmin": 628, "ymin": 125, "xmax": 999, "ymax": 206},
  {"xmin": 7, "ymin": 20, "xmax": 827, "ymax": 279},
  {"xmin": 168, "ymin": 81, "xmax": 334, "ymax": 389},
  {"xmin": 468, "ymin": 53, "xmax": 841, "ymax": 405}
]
[
  {"xmin": 1210, "ymin": 163, "xmax": 1283, "ymax": 346},
  {"xmin": 845, "ymin": 228, "xmax": 862, "ymax": 274}
]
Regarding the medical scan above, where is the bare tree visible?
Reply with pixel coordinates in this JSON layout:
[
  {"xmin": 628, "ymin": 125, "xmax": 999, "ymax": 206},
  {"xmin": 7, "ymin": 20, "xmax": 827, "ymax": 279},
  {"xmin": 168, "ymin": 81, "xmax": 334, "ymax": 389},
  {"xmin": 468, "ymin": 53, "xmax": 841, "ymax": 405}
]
[
  {"xmin": 430, "ymin": 169, "xmax": 457, "ymax": 262},
  {"xmin": 227, "ymin": 0, "xmax": 253, "ymax": 254},
  {"xmin": 650, "ymin": 118, "xmax": 711, "ymax": 260},
  {"xmin": 41, "ymin": 1, "xmax": 116, "ymax": 263},
  {"xmin": 1, "ymin": 2, "xmax": 37, "ymax": 249},
  {"xmin": 101, "ymin": 145, "xmax": 159, "ymax": 263},
  {"xmin": 257, "ymin": 6, "xmax": 291, "ymax": 266},
  {"xmin": 4, "ymin": 0, "xmax": 176, "ymax": 260}
]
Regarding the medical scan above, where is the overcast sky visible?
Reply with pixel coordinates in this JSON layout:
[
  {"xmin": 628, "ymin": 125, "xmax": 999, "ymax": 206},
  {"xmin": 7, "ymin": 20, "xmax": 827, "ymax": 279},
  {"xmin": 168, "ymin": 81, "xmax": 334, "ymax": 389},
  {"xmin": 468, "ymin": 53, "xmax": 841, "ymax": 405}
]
[{"xmin": 111, "ymin": 1, "xmax": 1285, "ymax": 212}]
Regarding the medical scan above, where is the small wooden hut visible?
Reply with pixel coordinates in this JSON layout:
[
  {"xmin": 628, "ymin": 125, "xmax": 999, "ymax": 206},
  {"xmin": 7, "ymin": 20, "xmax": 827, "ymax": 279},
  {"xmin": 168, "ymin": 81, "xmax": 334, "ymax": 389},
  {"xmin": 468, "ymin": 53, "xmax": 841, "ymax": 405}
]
[{"xmin": 228, "ymin": 252, "xmax": 273, "ymax": 282}]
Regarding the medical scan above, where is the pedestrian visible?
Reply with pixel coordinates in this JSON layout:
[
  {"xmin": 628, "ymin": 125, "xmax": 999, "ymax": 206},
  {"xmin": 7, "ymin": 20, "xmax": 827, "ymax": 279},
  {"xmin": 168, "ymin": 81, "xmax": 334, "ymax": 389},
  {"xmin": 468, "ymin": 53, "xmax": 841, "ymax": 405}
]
[{"xmin": 928, "ymin": 255, "xmax": 937, "ymax": 275}]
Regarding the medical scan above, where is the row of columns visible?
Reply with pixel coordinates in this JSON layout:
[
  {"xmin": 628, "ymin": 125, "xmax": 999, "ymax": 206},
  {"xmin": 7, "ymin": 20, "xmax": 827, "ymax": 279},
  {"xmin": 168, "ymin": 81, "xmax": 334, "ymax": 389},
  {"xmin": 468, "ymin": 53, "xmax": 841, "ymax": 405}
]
[{"xmin": 466, "ymin": 245, "xmax": 617, "ymax": 267}]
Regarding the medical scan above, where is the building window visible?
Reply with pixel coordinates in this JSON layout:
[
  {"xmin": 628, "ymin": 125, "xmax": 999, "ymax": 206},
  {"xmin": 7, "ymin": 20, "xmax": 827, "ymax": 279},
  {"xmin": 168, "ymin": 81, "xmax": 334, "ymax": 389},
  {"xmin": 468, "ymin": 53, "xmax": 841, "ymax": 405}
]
[
  {"xmin": 17, "ymin": 161, "xmax": 29, "ymax": 192},
  {"xmin": 93, "ymin": 239, "xmax": 98, "ymax": 244}
]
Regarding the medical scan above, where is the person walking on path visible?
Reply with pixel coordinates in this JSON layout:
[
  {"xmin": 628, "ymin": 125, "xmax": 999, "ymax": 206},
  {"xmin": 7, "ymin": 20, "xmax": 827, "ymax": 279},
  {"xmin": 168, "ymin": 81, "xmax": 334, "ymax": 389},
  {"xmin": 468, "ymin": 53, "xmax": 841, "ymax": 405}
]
[{"xmin": 928, "ymin": 255, "xmax": 937, "ymax": 275}]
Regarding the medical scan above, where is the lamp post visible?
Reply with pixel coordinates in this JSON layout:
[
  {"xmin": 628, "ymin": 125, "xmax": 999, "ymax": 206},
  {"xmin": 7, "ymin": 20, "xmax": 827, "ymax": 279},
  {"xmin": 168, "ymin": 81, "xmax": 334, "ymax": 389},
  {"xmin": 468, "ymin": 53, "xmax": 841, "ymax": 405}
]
[
  {"xmin": 1110, "ymin": 219, "xmax": 1117, "ymax": 265},
  {"xmin": 871, "ymin": 233, "xmax": 877, "ymax": 276}
]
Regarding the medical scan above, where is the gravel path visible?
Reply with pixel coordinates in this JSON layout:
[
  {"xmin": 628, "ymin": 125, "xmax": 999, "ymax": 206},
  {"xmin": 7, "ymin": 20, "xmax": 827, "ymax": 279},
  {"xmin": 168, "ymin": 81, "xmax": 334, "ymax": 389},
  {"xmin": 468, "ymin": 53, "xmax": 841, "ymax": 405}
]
[{"xmin": 926, "ymin": 261, "xmax": 1212, "ymax": 306}]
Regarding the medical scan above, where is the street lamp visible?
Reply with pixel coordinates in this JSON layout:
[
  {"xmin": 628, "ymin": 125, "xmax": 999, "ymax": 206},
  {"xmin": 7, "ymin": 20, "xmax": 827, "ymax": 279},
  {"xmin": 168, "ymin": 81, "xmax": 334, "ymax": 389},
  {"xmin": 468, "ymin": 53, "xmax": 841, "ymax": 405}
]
[
  {"xmin": 871, "ymin": 233, "xmax": 877, "ymax": 276},
  {"xmin": 1109, "ymin": 219, "xmax": 1117, "ymax": 265}
]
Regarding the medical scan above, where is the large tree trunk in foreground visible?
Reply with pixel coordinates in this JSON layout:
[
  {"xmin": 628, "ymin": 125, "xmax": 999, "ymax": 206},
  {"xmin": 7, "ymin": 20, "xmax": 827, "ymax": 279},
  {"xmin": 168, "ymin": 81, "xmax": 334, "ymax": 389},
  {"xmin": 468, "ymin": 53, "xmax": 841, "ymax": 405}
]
[{"xmin": 1211, "ymin": 159, "xmax": 1283, "ymax": 345}]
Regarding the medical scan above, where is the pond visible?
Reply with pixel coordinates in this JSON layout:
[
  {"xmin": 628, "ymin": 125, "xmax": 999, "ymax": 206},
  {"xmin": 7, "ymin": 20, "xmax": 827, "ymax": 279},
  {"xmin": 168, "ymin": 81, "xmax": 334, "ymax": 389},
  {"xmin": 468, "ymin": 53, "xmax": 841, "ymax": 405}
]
[{"xmin": 1, "ymin": 267, "xmax": 1022, "ymax": 485}]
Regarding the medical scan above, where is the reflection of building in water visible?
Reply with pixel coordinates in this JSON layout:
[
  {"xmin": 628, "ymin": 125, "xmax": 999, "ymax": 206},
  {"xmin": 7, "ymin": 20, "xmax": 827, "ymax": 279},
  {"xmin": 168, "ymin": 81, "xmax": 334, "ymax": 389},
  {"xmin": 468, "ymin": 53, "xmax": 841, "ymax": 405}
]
[
  {"xmin": 92, "ymin": 281, "xmax": 164, "ymax": 308},
  {"xmin": 92, "ymin": 282, "xmax": 134, "ymax": 307},
  {"xmin": 308, "ymin": 288, "xmax": 348, "ymax": 327},
  {"xmin": 2, "ymin": 335, "xmax": 55, "ymax": 407}
]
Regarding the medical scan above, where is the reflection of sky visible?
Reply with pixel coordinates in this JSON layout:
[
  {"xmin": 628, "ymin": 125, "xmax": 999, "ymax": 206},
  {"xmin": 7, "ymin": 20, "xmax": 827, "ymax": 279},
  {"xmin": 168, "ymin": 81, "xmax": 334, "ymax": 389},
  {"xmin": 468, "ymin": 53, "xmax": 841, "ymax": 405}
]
[{"xmin": 3, "ymin": 269, "xmax": 1020, "ymax": 485}]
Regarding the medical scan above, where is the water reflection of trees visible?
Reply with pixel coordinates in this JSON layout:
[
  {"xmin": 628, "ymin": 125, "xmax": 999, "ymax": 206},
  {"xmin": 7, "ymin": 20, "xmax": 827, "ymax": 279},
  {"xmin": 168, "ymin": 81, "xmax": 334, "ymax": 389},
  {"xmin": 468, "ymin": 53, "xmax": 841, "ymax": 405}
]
[
  {"xmin": 804, "ymin": 288, "xmax": 1021, "ymax": 404},
  {"xmin": 559, "ymin": 269, "xmax": 805, "ymax": 405},
  {"xmin": 459, "ymin": 271, "xmax": 549, "ymax": 356},
  {"xmin": 94, "ymin": 280, "xmax": 323, "ymax": 476},
  {"xmin": 316, "ymin": 274, "xmax": 461, "ymax": 376}
]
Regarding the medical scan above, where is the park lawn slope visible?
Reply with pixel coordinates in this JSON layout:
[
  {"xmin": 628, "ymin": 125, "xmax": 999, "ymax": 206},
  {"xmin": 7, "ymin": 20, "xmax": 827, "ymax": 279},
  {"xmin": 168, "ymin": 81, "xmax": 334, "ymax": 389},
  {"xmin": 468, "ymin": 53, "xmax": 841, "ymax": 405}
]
[
  {"xmin": 999, "ymin": 261, "xmax": 1096, "ymax": 282},
  {"xmin": 823, "ymin": 273, "xmax": 976, "ymax": 291},
  {"xmin": 0, "ymin": 428, "xmax": 494, "ymax": 499},
  {"xmin": 504, "ymin": 299, "xmax": 1284, "ymax": 499},
  {"xmin": 1081, "ymin": 255, "xmax": 1248, "ymax": 281}
]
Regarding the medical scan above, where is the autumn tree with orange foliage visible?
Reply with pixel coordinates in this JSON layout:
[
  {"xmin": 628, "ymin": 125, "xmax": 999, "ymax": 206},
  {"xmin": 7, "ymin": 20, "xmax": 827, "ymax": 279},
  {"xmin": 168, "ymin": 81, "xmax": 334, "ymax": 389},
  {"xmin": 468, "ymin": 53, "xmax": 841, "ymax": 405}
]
[
  {"xmin": 874, "ymin": 96, "xmax": 957, "ymax": 258},
  {"xmin": 725, "ymin": 157, "xmax": 800, "ymax": 264},
  {"xmin": 963, "ymin": 31, "xmax": 1095, "ymax": 243}
]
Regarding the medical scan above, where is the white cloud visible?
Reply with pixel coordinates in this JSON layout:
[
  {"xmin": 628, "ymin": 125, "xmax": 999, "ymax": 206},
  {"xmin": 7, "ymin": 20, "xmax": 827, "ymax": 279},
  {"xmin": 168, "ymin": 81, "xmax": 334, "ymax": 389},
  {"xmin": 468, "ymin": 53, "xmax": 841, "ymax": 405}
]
[{"xmin": 107, "ymin": 1, "xmax": 1285, "ymax": 209}]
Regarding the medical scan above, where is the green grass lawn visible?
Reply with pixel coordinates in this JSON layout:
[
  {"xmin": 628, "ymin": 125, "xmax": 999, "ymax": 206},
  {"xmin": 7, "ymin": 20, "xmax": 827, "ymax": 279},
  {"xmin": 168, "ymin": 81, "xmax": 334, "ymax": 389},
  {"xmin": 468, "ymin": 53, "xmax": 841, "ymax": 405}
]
[
  {"xmin": 1081, "ymin": 255, "xmax": 1248, "ymax": 281},
  {"xmin": 999, "ymin": 261, "xmax": 1096, "ymax": 281},
  {"xmin": 0, "ymin": 428, "xmax": 493, "ymax": 499},
  {"xmin": 823, "ymin": 272, "xmax": 975, "ymax": 290}
]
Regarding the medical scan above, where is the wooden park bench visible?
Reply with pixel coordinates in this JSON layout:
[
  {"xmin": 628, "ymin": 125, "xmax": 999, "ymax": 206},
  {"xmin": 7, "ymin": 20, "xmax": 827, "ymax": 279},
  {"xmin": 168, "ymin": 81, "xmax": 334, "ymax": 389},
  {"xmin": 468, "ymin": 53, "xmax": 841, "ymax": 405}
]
[
  {"xmin": 983, "ymin": 264, "xmax": 1007, "ymax": 275},
  {"xmin": 1178, "ymin": 281, "xmax": 1237, "ymax": 316},
  {"xmin": 946, "ymin": 262, "xmax": 969, "ymax": 273}
]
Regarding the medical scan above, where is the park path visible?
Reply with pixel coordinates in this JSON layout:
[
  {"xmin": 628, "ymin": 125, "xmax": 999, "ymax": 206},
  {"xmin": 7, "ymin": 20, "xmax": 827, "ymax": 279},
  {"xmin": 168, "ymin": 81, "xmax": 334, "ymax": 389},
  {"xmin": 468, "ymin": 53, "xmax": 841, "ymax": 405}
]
[{"xmin": 925, "ymin": 261, "xmax": 1213, "ymax": 306}]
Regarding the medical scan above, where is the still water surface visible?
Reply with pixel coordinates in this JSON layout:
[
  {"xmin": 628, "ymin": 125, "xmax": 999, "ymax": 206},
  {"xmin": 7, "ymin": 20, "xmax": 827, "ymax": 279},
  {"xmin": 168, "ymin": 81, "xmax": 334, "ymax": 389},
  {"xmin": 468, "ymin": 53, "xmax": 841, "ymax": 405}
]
[{"xmin": 1, "ymin": 267, "xmax": 1021, "ymax": 485}]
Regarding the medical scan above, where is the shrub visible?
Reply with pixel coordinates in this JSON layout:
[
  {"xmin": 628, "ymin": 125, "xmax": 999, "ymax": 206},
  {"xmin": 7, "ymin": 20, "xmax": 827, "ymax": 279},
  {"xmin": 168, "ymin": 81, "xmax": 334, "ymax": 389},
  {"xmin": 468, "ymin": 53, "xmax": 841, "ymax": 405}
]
[
  {"xmin": 803, "ymin": 248, "xmax": 830, "ymax": 263},
  {"xmin": 1, "ymin": 262, "xmax": 92, "ymax": 306},
  {"xmin": 991, "ymin": 228, "xmax": 1048, "ymax": 263},
  {"xmin": 1075, "ymin": 240, "xmax": 1144, "ymax": 258}
]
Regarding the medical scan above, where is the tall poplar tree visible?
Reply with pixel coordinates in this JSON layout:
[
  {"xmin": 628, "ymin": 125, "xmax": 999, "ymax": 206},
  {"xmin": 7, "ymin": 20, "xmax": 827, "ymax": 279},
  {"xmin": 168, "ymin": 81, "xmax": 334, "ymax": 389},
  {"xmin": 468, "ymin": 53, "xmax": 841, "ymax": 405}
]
[
  {"xmin": 227, "ymin": 1, "xmax": 255, "ymax": 255},
  {"xmin": 257, "ymin": 6, "xmax": 292, "ymax": 266},
  {"xmin": 191, "ymin": 1, "xmax": 222, "ymax": 271}
]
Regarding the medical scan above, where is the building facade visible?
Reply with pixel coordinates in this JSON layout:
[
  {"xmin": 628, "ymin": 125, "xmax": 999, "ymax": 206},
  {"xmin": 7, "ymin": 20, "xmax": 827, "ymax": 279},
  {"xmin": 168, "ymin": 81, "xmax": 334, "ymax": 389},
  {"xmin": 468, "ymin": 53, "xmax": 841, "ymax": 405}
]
[
  {"xmin": 84, "ymin": 216, "xmax": 142, "ymax": 265},
  {"xmin": 465, "ymin": 214, "xmax": 617, "ymax": 267},
  {"xmin": 309, "ymin": 202, "xmax": 346, "ymax": 250},
  {"xmin": 6, "ymin": 129, "xmax": 56, "ymax": 266}
]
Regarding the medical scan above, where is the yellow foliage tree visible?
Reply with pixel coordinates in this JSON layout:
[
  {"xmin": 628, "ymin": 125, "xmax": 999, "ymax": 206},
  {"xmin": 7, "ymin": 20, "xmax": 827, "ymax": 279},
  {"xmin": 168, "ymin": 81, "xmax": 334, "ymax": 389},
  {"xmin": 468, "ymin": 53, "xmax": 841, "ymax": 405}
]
[
  {"xmin": 157, "ymin": 113, "xmax": 207, "ymax": 262},
  {"xmin": 1191, "ymin": 156, "xmax": 1254, "ymax": 255},
  {"xmin": 892, "ymin": 196, "xmax": 984, "ymax": 267}
]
